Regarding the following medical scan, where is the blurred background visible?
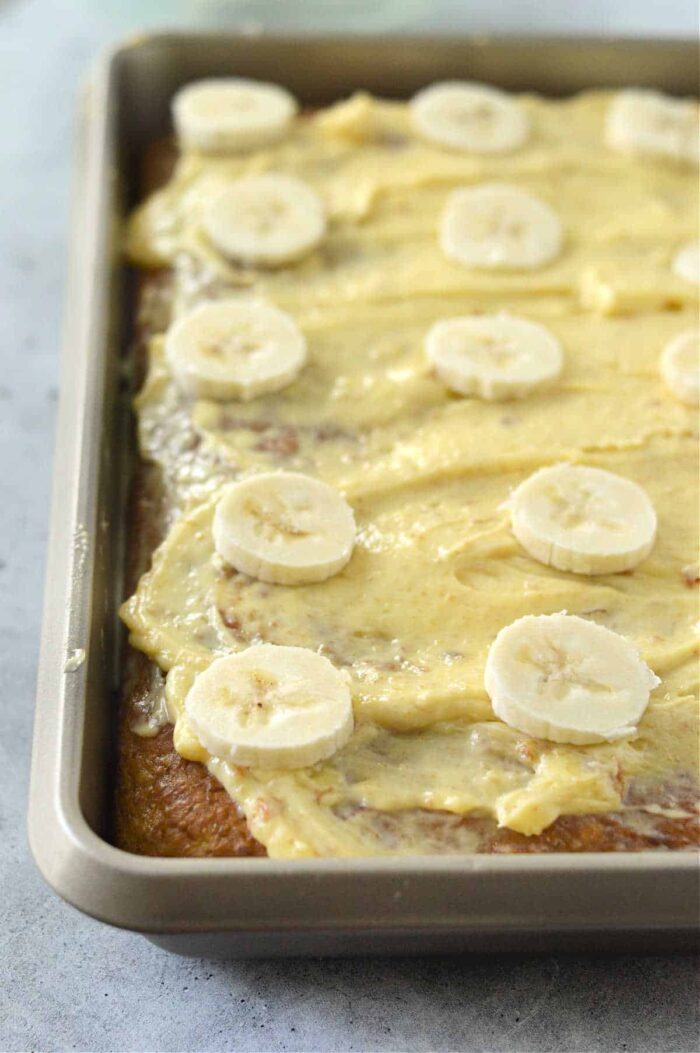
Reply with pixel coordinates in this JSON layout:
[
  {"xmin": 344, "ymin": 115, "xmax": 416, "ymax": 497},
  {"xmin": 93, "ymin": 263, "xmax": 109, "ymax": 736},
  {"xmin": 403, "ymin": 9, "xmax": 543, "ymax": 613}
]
[{"xmin": 10, "ymin": 0, "xmax": 698, "ymax": 36}]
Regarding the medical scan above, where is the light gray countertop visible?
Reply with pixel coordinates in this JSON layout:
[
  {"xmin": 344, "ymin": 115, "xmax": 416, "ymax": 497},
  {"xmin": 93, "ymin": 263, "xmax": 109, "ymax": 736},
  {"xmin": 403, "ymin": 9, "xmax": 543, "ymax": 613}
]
[{"xmin": 1, "ymin": 2, "xmax": 697, "ymax": 1050}]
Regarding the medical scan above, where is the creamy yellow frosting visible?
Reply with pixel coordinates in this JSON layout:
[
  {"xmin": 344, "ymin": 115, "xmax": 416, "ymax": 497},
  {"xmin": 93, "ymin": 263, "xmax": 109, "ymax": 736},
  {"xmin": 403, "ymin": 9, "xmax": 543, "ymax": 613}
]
[{"xmin": 122, "ymin": 90, "xmax": 699, "ymax": 858}]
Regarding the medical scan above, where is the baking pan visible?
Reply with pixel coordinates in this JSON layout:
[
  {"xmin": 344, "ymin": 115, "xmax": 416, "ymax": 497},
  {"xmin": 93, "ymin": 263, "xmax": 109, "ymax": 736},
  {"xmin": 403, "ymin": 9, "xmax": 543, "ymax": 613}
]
[{"xmin": 29, "ymin": 33, "xmax": 699, "ymax": 957}]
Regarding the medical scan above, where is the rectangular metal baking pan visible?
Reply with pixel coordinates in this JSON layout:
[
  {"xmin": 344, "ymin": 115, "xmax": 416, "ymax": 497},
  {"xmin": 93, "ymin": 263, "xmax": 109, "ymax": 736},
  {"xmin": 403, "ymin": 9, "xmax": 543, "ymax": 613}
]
[{"xmin": 29, "ymin": 32, "xmax": 699, "ymax": 957}]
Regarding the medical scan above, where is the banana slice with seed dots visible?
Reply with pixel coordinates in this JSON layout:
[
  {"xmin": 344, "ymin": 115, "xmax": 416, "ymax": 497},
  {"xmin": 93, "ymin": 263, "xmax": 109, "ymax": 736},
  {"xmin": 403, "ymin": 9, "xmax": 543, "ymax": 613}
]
[
  {"xmin": 660, "ymin": 329, "xmax": 700, "ymax": 406},
  {"xmin": 484, "ymin": 613, "xmax": 659, "ymax": 745},
  {"xmin": 213, "ymin": 471, "xmax": 356, "ymax": 585},
  {"xmin": 203, "ymin": 173, "xmax": 327, "ymax": 267},
  {"xmin": 510, "ymin": 464, "xmax": 657, "ymax": 575},
  {"xmin": 605, "ymin": 89, "xmax": 700, "ymax": 165},
  {"xmin": 426, "ymin": 314, "xmax": 562, "ymax": 401},
  {"xmin": 410, "ymin": 81, "xmax": 529, "ymax": 154},
  {"xmin": 165, "ymin": 299, "xmax": 307, "ymax": 401},
  {"xmin": 440, "ymin": 183, "xmax": 562, "ymax": 270},
  {"xmin": 185, "ymin": 645, "xmax": 354, "ymax": 769},
  {"xmin": 672, "ymin": 241, "xmax": 700, "ymax": 285},
  {"xmin": 172, "ymin": 78, "xmax": 298, "ymax": 154}
]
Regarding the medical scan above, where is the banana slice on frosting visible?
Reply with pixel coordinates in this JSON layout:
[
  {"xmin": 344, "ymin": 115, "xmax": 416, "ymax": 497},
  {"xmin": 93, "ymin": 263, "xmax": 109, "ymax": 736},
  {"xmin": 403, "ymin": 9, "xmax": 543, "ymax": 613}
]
[
  {"xmin": 485, "ymin": 613, "xmax": 659, "ymax": 745},
  {"xmin": 605, "ymin": 89, "xmax": 699, "ymax": 165},
  {"xmin": 172, "ymin": 78, "xmax": 298, "ymax": 153},
  {"xmin": 510, "ymin": 464, "xmax": 657, "ymax": 575},
  {"xmin": 185, "ymin": 644, "xmax": 354, "ymax": 769},
  {"xmin": 165, "ymin": 299, "xmax": 307, "ymax": 401},
  {"xmin": 410, "ymin": 81, "xmax": 529, "ymax": 154},
  {"xmin": 672, "ymin": 241, "xmax": 700, "ymax": 285},
  {"xmin": 203, "ymin": 173, "xmax": 326, "ymax": 267},
  {"xmin": 660, "ymin": 329, "xmax": 700, "ymax": 406},
  {"xmin": 213, "ymin": 471, "xmax": 356, "ymax": 585},
  {"xmin": 426, "ymin": 314, "xmax": 562, "ymax": 401},
  {"xmin": 440, "ymin": 183, "xmax": 562, "ymax": 270}
]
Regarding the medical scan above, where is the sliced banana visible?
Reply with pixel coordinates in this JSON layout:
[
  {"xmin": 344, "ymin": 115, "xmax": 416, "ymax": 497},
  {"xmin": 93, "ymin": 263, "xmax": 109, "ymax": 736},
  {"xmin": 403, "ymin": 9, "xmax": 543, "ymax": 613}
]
[
  {"xmin": 172, "ymin": 78, "xmax": 298, "ymax": 154},
  {"xmin": 425, "ymin": 314, "xmax": 562, "ymax": 401},
  {"xmin": 605, "ymin": 89, "xmax": 700, "ymax": 165},
  {"xmin": 672, "ymin": 241, "xmax": 700, "ymax": 285},
  {"xmin": 185, "ymin": 644, "xmax": 353, "ymax": 769},
  {"xmin": 660, "ymin": 329, "xmax": 700, "ymax": 406},
  {"xmin": 410, "ymin": 81, "xmax": 529, "ymax": 154},
  {"xmin": 510, "ymin": 464, "xmax": 657, "ymax": 575},
  {"xmin": 213, "ymin": 472, "xmax": 356, "ymax": 585},
  {"xmin": 484, "ymin": 613, "xmax": 659, "ymax": 745},
  {"xmin": 203, "ymin": 173, "xmax": 326, "ymax": 267},
  {"xmin": 165, "ymin": 299, "xmax": 307, "ymax": 401},
  {"xmin": 440, "ymin": 184, "xmax": 562, "ymax": 270}
]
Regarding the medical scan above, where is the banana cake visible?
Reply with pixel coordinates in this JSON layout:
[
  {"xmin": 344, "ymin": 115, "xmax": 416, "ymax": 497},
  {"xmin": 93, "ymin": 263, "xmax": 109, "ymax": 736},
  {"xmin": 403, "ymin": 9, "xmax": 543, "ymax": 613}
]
[{"xmin": 115, "ymin": 81, "xmax": 699, "ymax": 858}]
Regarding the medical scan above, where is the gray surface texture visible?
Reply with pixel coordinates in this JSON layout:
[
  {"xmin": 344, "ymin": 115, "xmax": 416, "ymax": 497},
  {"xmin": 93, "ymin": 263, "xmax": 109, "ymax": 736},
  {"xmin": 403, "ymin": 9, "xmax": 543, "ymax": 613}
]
[{"xmin": 1, "ymin": 1, "xmax": 698, "ymax": 1051}]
